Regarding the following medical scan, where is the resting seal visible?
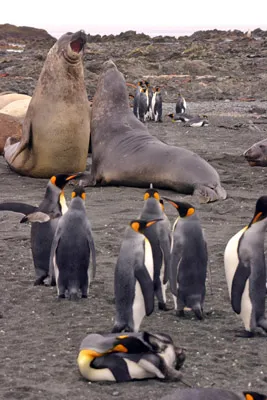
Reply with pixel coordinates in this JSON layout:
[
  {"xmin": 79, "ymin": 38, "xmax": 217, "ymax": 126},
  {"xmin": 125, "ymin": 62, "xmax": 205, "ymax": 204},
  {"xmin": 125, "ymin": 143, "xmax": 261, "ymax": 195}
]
[
  {"xmin": 4, "ymin": 31, "xmax": 90, "ymax": 178},
  {"xmin": 83, "ymin": 60, "xmax": 226, "ymax": 203},
  {"xmin": 243, "ymin": 138, "xmax": 267, "ymax": 166}
]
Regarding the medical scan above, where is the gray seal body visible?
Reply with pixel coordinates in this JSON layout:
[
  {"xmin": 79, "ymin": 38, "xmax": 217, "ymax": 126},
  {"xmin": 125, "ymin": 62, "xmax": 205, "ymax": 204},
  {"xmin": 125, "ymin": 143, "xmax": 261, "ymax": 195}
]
[
  {"xmin": 160, "ymin": 388, "xmax": 267, "ymax": 400},
  {"xmin": 83, "ymin": 60, "xmax": 226, "ymax": 204},
  {"xmin": 224, "ymin": 196, "xmax": 267, "ymax": 336},
  {"xmin": 49, "ymin": 187, "xmax": 96, "ymax": 299}
]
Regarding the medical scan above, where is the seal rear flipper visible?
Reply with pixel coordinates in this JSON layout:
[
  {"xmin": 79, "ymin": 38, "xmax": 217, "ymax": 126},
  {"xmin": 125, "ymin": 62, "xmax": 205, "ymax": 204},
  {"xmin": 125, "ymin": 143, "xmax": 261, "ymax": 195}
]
[
  {"xmin": 0, "ymin": 202, "xmax": 38, "ymax": 216},
  {"xmin": 4, "ymin": 119, "xmax": 34, "ymax": 168},
  {"xmin": 134, "ymin": 264, "xmax": 154, "ymax": 316},
  {"xmin": 231, "ymin": 262, "xmax": 251, "ymax": 314},
  {"xmin": 91, "ymin": 354, "xmax": 132, "ymax": 382},
  {"xmin": 193, "ymin": 184, "xmax": 227, "ymax": 204}
]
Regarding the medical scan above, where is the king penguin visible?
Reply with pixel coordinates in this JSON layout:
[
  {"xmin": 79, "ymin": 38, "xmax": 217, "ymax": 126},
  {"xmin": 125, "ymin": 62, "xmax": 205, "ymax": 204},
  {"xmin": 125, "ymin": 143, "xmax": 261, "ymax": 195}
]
[
  {"xmin": 138, "ymin": 187, "xmax": 172, "ymax": 310},
  {"xmin": 163, "ymin": 197, "xmax": 208, "ymax": 320},
  {"xmin": 49, "ymin": 186, "xmax": 96, "ymax": 300},
  {"xmin": 175, "ymin": 92, "xmax": 187, "ymax": 114},
  {"xmin": 185, "ymin": 115, "xmax": 209, "ymax": 127},
  {"xmin": 151, "ymin": 87, "xmax": 163, "ymax": 122},
  {"xmin": 112, "ymin": 218, "xmax": 162, "ymax": 333},
  {"xmin": 224, "ymin": 195, "xmax": 267, "ymax": 337},
  {"xmin": 160, "ymin": 388, "xmax": 267, "ymax": 400},
  {"xmin": 0, "ymin": 173, "xmax": 83, "ymax": 285},
  {"xmin": 133, "ymin": 80, "xmax": 144, "ymax": 120}
]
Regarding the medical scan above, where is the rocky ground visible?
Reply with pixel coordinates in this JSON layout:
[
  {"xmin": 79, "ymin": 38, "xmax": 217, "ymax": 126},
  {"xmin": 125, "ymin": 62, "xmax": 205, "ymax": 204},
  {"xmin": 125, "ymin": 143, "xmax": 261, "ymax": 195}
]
[{"xmin": 0, "ymin": 24, "xmax": 267, "ymax": 400}]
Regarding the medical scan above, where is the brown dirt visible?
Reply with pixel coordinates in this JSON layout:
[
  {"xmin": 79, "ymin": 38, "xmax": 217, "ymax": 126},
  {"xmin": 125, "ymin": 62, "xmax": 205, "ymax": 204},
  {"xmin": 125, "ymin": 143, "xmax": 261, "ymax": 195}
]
[{"xmin": 0, "ymin": 100, "xmax": 267, "ymax": 400}]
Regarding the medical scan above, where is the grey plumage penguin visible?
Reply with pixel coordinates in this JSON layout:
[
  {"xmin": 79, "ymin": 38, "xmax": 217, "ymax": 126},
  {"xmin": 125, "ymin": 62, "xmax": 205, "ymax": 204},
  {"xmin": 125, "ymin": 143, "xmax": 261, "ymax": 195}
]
[
  {"xmin": 138, "ymin": 188, "xmax": 171, "ymax": 310},
  {"xmin": 175, "ymin": 92, "xmax": 186, "ymax": 114},
  {"xmin": 78, "ymin": 331, "xmax": 185, "ymax": 382},
  {"xmin": 49, "ymin": 186, "xmax": 96, "ymax": 299},
  {"xmin": 224, "ymin": 195, "xmax": 267, "ymax": 337},
  {"xmin": 151, "ymin": 87, "xmax": 163, "ymax": 122},
  {"xmin": 163, "ymin": 197, "xmax": 208, "ymax": 320},
  {"xmin": 0, "ymin": 173, "xmax": 83, "ymax": 285},
  {"xmin": 160, "ymin": 388, "xmax": 267, "ymax": 400},
  {"xmin": 112, "ymin": 218, "xmax": 162, "ymax": 333}
]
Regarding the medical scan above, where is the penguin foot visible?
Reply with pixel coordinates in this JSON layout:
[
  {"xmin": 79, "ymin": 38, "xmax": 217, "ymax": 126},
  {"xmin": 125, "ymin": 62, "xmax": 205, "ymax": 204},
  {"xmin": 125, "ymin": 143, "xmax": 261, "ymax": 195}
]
[
  {"xmin": 235, "ymin": 330, "xmax": 254, "ymax": 338},
  {"xmin": 34, "ymin": 276, "xmax": 47, "ymax": 286},
  {"xmin": 176, "ymin": 310, "xmax": 185, "ymax": 318},
  {"xmin": 81, "ymin": 294, "xmax": 88, "ymax": 299},
  {"xmin": 58, "ymin": 294, "xmax": 66, "ymax": 299},
  {"xmin": 158, "ymin": 302, "xmax": 173, "ymax": 311}
]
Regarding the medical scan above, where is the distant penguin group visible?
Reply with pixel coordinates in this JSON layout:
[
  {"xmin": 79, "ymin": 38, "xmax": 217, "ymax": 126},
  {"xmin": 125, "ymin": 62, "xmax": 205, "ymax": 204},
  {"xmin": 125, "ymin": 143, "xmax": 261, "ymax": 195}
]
[{"xmin": 133, "ymin": 80, "xmax": 162, "ymax": 122}]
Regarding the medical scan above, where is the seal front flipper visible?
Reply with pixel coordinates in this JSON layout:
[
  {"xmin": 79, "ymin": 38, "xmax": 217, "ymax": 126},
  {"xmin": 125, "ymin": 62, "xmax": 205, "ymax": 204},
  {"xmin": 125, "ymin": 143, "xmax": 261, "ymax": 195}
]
[
  {"xmin": 231, "ymin": 262, "xmax": 251, "ymax": 314},
  {"xmin": 134, "ymin": 262, "xmax": 154, "ymax": 316},
  {"xmin": 193, "ymin": 184, "xmax": 227, "ymax": 204}
]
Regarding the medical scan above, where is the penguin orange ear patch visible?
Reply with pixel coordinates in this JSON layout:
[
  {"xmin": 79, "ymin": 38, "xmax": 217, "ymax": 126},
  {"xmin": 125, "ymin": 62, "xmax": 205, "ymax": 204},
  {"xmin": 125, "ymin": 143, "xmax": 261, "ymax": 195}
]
[
  {"xmin": 112, "ymin": 344, "xmax": 128, "ymax": 353},
  {"xmin": 144, "ymin": 193, "xmax": 149, "ymax": 200},
  {"xmin": 187, "ymin": 207, "xmax": 195, "ymax": 216},
  {"xmin": 153, "ymin": 192, "xmax": 160, "ymax": 200},
  {"xmin": 81, "ymin": 192, "xmax": 86, "ymax": 200},
  {"xmin": 245, "ymin": 395, "xmax": 254, "ymax": 400},
  {"xmin": 131, "ymin": 222, "xmax": 140, "ymax": 232},
  {"xmin": 117, "ymin": 335, "xmax": 128, "ymax": 339},
  {"xmin": 50, "ymin": 176, "xmax": 56, "ymax": 185},
  {"xmin": 71, "ymin": 191, "xmax": 76, "ymax": 198}
]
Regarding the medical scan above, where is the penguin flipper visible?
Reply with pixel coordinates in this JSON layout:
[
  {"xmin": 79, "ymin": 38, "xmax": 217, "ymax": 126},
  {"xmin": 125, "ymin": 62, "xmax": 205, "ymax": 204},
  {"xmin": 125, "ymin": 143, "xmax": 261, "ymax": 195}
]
[
  {"xmin": 48, "ymin": 226, "xmax": 62, "ymax": 284},
  {"xmin": 86, "ymin": 225, "xmax": 97, "ymax": 280},
  {"xmin": 91, "ymin": 354, "xmax": 132, "ymax": 382},
  {"xmin": 0, "ymin": 202, "xmax": 38, "ymax": 216},
  {"xmin": 134, "ymin": 264, "xmax": 154, "ymax": 316},
  {"xmin": 231, "ymin": 262, "xmax": 251, "ymax": 314},
  {"xmin": 160, "ymin": 230, "xmax": 171, "ymax": 285},
  {"xmin": 169, "ymin": 239, "xmax": 183, "ymax": 296}
]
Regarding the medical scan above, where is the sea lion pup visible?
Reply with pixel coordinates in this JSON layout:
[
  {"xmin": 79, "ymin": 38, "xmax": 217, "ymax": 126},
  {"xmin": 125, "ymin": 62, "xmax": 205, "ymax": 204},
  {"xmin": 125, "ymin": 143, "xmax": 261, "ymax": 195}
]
[
  {"xmin": 0, "ymin": 173, "xmax": 83, "ymax": 285},
  {"xmin": 160, "ymin": 388, "xmax": 267, "ymax": 400},
  {"xmin": 4, "ymin": 31, "xmax": 90, "ymax": 178},
  {"xmin": 82, "ymin": 60, "xmax": 226, "ymax": 203},
  {"xmin": 77, "ymin": 331, "xmax": 185, "ymax": 382},
  {"xmin": 243, "ymin": 138, "xmax": 267, "ymax": 167}
]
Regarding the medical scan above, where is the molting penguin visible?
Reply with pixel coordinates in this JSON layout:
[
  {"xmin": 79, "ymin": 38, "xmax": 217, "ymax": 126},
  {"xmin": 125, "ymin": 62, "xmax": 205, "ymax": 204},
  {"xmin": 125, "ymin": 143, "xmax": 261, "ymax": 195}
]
[
  {"xmin": 160, "ymin": 388, "xmax": 267, "ymax": 400},
  {"xmin": 112, "ymin": 218, "xmax": 162, "ymax": 333},
  {"xmin": 78, "ymin": 331, "xmax": 185, "ymax": 382},
  {"xmin": 0, "ymin": 173, "xmax": 83, "ymax": 285},
  {"xmin": 175, "ymin": 93, "xmax": 186, "ymax": 114},
  {"xmin": 49, "ymin": 186, "xmax": 96, "ymax": 299},
  {"xmin": 138, "ymin": 188, "xmax": 171, "ymax": 311},
  {"xmin": 151, "ymin": 87, "xmax": 163, "ymax": 122},
  {"xmin": 163, "ymin": 198, "xmax": 208, "ymax": 320},
  {"xmin": 224, "ymin": 195, "xmax": 267, "ymax": 337}
]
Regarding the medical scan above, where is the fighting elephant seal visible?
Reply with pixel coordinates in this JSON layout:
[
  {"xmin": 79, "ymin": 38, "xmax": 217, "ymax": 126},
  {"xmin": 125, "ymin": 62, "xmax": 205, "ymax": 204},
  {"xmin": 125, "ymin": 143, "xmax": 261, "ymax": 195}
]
[
  {"xmin": 243, "ymin": 138, "xmax": 267, "ymax": 166},
  {"xmin": 4, "ymin": 30, "xmax": 90, "ymax": 178},
  {"xmin": 83, "ymin": 60, "xmax": 226, "ymax": 203}
]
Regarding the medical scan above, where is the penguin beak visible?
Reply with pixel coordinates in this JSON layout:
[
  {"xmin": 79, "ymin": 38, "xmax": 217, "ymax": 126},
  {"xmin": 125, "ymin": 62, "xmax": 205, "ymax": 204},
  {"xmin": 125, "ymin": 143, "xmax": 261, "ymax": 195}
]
[
  {"xmin": 65, "ymin": 172, "xmax": 84, "ymax": 182},
  {"xmin": 251, "ymin": 212, "xmax": 263, "ymax": 224}
]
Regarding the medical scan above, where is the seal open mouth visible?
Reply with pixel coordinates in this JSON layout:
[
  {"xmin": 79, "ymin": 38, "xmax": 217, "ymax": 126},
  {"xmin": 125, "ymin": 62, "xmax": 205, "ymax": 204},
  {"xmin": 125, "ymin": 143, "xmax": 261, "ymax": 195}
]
[{"xmin": 70, "ymin": 31, "xmax": 86, "ymax": 53}]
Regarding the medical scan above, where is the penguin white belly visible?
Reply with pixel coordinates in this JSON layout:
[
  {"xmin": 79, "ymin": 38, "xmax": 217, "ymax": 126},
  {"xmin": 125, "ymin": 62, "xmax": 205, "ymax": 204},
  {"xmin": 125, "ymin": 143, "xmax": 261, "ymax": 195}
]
[
  {"xmin": 224, "ymin": 227, "xmax": 247, "ymax": 296},
  {"xmin": 124, "ymin": 358, "xmax": 157, "ymax": 380},
  {"xmin": 151, "ymin": 95, "xmax": 156, "ymax": 120},
  {"xmin": 78, "ymin": 354, "xmax": 116, "ymax": 382},
  {"xmin": 53, "ymin": 254, "xmax": 60, "ymax": 294},
  {"xmin": 132, "ymin": 238, "xmax": 154, "ymax": 331},
  {"xmin": 160, "ymin": 255, "xmax": 167, "ymax": 303}
]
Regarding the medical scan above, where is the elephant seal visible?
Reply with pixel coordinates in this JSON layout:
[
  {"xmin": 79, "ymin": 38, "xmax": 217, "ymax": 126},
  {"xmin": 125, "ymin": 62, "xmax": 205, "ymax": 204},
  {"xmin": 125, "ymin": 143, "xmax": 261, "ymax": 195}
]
[
  {"xmin": 0, "ymin": 93, "xmax": 30, "ymax": 110},
  {"xmin": 0, "ymin": 98, "xmax": 31, "ymax": 120},
  {"xmin": 0, "ymin": 114, "xmax": 22, "ymax": 154},
  {"xmin": 243, "ymin": 138, "xmax": 267, "ymax": 166},
  {"xmin": 4, "ymin": 30, "xmax": 90, "ymax": 178},
  {"xmin": 84, "ymin": 60, "xmax": 226, "ymax": 203}
]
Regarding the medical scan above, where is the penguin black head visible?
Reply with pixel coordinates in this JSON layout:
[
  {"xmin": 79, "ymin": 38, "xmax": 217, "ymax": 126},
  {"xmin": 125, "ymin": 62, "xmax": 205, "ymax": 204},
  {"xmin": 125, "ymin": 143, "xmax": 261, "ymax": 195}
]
[
  {"xmin": 144, "ymin": 188, "xmax": 160, "ymax": 201},
  {"xmin": 71, "ymin": 186, "xmax": 86, "ymax": 200},
  {"xmin": 144, "ymin": 80, "xmax": 150, "ymax": 87},
  {"xmin": 50, "ymin": 173, "xmax": 83, "ymax": 190},
  {"xmin": 167, "ymin": 113, "xmax": 174, "ymax": 119},
  {"xmin": 130, "ymin": 218, "xmax": 163, "ymax": 233},
  {"xmin": 248, "ymin": 195, "xmax": 267, "ymax": 227},
  {"xmin": 159, "ymin": 199, "xmax": 164, "ymax": 211},
  {"xmin": 138, "ymin": 80, "xmax": 144, "ymax": 87},
  {"xmin": 114, "ymin": 334, "xmax": 151, "ymax": 354},
  {"xmin": 243, "ymin": 392, "xmax": 267, "ymax": 400},
  {"xmin": 162, "ymin": 197, "xmax": 195, "ymax": 218}
]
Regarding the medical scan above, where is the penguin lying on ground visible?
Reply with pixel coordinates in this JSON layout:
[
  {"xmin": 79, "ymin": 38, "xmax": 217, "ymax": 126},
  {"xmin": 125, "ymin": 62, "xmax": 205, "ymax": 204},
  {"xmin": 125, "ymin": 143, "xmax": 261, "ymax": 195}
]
[
  {"xmin": 47, "ymin": 186, "xmax": 96, "ymax": 299},
  {"xmin": 112, "ymin": 218, "xmax": 162, "ymax": 333},
  {"xmin": 224, "ymin": 195, "xmax": 267, "ymax": 337},
  {"xmin": 77, "ymin": 331, "xmax": 185, "ymax": 382},
  {"xmin": 138, "ymin": 188, "xmax": 171, "ymax": 311},
  {"xmin": 160, "ymin": 388, "xmax": 267, "ymax": 400},
  {"xmin": 184, "ymin": 115, "xmax": 209, "ymax": 127},
  {"xmin": 0, "ymin": 172, "xmax": 83, "ymax": 285},
  {"xmin": 167, "ymin": 113, "xmax": 192, "ymax": 123},
  {"xmin": 163, "ymin": 198, "xmax": 208, "ymax": 320}
]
